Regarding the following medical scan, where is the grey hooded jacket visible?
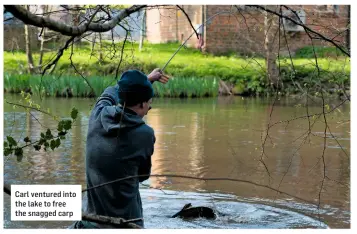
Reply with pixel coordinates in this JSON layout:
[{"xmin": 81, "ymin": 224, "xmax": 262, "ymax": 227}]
[{"xmin": 85, "ymin": 84, "xmax": 155, "ymax": 228}]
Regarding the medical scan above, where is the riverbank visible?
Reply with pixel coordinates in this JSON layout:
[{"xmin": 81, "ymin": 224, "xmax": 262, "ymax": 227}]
[{"xmin": 4, "ymin": 42, "xmax": 350, "ymax": 97}]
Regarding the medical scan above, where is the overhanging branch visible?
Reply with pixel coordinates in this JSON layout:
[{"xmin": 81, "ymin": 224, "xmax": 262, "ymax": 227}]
[{"xmin": 4, "ymin": 5, "xmax": 147, "ymax": 36}]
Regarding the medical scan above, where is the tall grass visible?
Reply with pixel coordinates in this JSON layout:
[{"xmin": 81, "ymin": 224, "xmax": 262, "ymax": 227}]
[
  {"xmin": 4, "ymin": 73, "xmax": 30, "ymax": 93},
  {"xmin": 4, "ymin": 73, "xmax": 218, "ymax": 98},
  {"xmin": 153, "ymin": 77, "xmax": 218, "ymax": 98},
  {"xmin": 5, "ymin": 74, "xmax": 116, "ymax": 97}
]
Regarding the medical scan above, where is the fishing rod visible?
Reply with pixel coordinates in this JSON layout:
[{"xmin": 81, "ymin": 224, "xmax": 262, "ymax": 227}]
[{"xmin": 161, "ymin": 10, "xmax": 234, "ymax": 72}]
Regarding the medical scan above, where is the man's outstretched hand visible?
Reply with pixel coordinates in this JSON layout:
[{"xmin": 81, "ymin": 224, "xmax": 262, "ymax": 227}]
[{"xmin": 148, "ymin": 68, "xmax": 170, "ymax": 84}]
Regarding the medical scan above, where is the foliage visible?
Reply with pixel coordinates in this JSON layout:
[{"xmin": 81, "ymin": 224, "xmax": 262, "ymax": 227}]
[{"xmin": 4, "ymin": 92, "xmax": 79, "ymax": 161}]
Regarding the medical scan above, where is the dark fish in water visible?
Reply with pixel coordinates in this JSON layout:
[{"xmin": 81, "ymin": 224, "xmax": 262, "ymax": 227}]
[{"xmin": 172, "ymin": 203, "xmax": 217, "ymax": 219}]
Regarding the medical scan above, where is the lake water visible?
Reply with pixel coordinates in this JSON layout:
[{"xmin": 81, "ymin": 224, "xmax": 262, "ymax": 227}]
[{"xmin": 3, "ymin": 94, "xmax": 350, "ymax": 228}]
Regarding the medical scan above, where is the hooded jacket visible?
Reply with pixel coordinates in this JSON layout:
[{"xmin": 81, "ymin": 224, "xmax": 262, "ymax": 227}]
[{"xmin": 85, "ymin": 84, "xmax": 155, "ymax": 228}]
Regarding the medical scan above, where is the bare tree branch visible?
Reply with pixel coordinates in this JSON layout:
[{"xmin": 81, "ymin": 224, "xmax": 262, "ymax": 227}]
[
  {"xmin": 42, "ymin": 36, "xmax": 76, "ymax": 75},
  {"xmin": 4, "ymin": 5, "xmax": 147, "ymax": 36},
  {"xmin": 269, "ymin": 98, "xmax": 348, "ymax": 128},
  {"xmin": 115, "ymin": 24, "xmax": 129, "ymax": 79},
  {"xmin": 234, "ymin": 6, "xmax": 250, "ymax": 33},
  {"xmin": 69, "ymin": 44, "xmax": 96, "ymax": 98}
]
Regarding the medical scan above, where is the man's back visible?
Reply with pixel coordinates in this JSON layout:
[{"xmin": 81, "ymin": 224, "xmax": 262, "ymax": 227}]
[{"xmin": 85, "ymin": 85, "xmax": 155, "ymax": 227}]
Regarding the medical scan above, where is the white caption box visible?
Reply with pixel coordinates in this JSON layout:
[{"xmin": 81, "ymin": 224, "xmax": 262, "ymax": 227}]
[{"xmin": 11, "ymin": 184, "xmax": 82, "ymax": 221}]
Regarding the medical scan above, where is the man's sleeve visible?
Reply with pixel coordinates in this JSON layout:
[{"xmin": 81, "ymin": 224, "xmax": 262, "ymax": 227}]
[
  {"xmin": 138, "ymin": 133, "xmax": 156, "ymax": 182},
  {"xmin": 95, "ymin": 84, "xmax": 120, "ymax": 107},
  {"xmin": 91, "ymin": 84, "xmax": 120, "ymax": 117}
]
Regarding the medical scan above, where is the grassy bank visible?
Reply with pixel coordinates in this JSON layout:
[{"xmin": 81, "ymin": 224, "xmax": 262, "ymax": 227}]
[{"xmin": 4, "ymin": 42, "xmax": 350, "ymax": 97}]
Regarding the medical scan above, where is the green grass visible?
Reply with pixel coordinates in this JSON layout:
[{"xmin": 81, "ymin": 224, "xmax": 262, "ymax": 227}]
[
  {"xmin": 294, "ymin": 46, "xmax": 347, "ymax": 58},
  {"xmin": 4, "ymin": 73, "xmax": 218, "ymax": 98},
  {"xmin": 3, "ymin": 42, "xmax": 350, "ymax": 96},
  {"xmin": 4, "ymin": 74, "xmax": 116, "ymax": 97}
]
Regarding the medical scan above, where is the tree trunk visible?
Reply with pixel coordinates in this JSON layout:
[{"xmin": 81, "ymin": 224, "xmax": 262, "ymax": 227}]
[
  {"xmin": 38, "ymin": 5, "xmax": 48, "ymax": 67},
  {"xmin": 73, "ymin": 5, "xmax": 81, "ymax": 43},
  {"xmin": 98, "ymin": 33, "xmax": 103, "ymax": 61},
  {"xmin": 139, "ymin": 9, "xmax": 146, "ymax": 51},
  {"xmin": 264, "ymin": 6, "xmax": 279, "ymax": 87},
  {"xmin": 25, "ymin": 6, "xmax": 35, "ymax": 74},
  {"xmin": 346, "ymin": 5, "xmax": 350, "ymax": 54},
  {"xmin": 38, "ymin": 28, "xmax": 45, "ymax": 67},
  {"xmin": 91, "ymin": 33, "xmax": 97, "ymax": 58}
]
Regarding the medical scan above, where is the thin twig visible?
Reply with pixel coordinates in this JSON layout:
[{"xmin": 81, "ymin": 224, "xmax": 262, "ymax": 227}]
[
  {"xmin": 82, "ymin": 174, "xmax": 314, "ymax": 204},
  {"xmin": 69, "ymin": 43, "xmax": 96, "ymax": 98},
  {"xmin": 5, "ymin": 101, "xmax": 53, "ymax": 117},
  {"xmin": 176, "ymin": 5, "xmax": 199, "ymax": 39},
  {"xmin": 41, "ymin": 36, "xmax": 76, "ymax": 76},
  {"xmin": 115, "ymin": 25, "xmax": 129, "ymax": 80}
]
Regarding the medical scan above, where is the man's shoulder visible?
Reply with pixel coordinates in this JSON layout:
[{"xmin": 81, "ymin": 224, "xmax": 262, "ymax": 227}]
[
  {"xmin": 133, "ymin": 124, "xmax": 155, "ymax": 144},
  {"xmin": 136, "ymin": 123, "xmax": 155, "ymax": 136}
]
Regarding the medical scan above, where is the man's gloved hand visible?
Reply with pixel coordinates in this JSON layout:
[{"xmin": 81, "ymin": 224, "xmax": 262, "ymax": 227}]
[{"xmin": 147, "ymin": 68, "xmax": 170, "ymax": 84}]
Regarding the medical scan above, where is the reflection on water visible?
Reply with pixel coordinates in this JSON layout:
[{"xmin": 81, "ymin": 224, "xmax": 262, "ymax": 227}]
[{"xmin": 3, "ymin": 94, "xmax": 350, "ymax": 228}]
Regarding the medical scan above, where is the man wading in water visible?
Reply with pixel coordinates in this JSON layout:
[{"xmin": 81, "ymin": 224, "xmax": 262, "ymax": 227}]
[{"xmin": 71, "ymin": 68, "xmax": 169, "ymax": 228}]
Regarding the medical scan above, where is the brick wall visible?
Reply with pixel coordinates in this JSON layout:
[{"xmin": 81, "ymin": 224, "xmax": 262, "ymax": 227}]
[
  {"xmin": 205, "ymin": 5, "xmax": 349, "ymax": 55},
  {"xmin": 146, "ymin": 5, "xmax": 349, "ymax": 55},
  {"xmin": 204, "ymin": 6, "xmax": 265, "ymax": 55},
  {"xmin": 146, "ymin": 5, "xmax": 203, "ymax": 46}
]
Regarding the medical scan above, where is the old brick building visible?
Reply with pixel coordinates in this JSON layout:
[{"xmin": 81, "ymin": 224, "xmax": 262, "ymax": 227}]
[{"xmin": 145, "ymin": 5, "xmax": 350, "ymax": 55}]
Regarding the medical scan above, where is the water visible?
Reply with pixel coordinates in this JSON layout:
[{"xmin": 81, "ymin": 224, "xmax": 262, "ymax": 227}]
[{"xmin": 3, "ymin": 94, "xmax": 350, "ymax": 228}]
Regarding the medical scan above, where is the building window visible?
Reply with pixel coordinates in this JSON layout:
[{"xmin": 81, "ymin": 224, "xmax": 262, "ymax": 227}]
[
  {"xmin": 333, "ymin": 5, "xmax": 340, "ymax": 13},
  {"xmin": 317, "ymin": 5, "xmax": 340, "ymax": 14}
]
